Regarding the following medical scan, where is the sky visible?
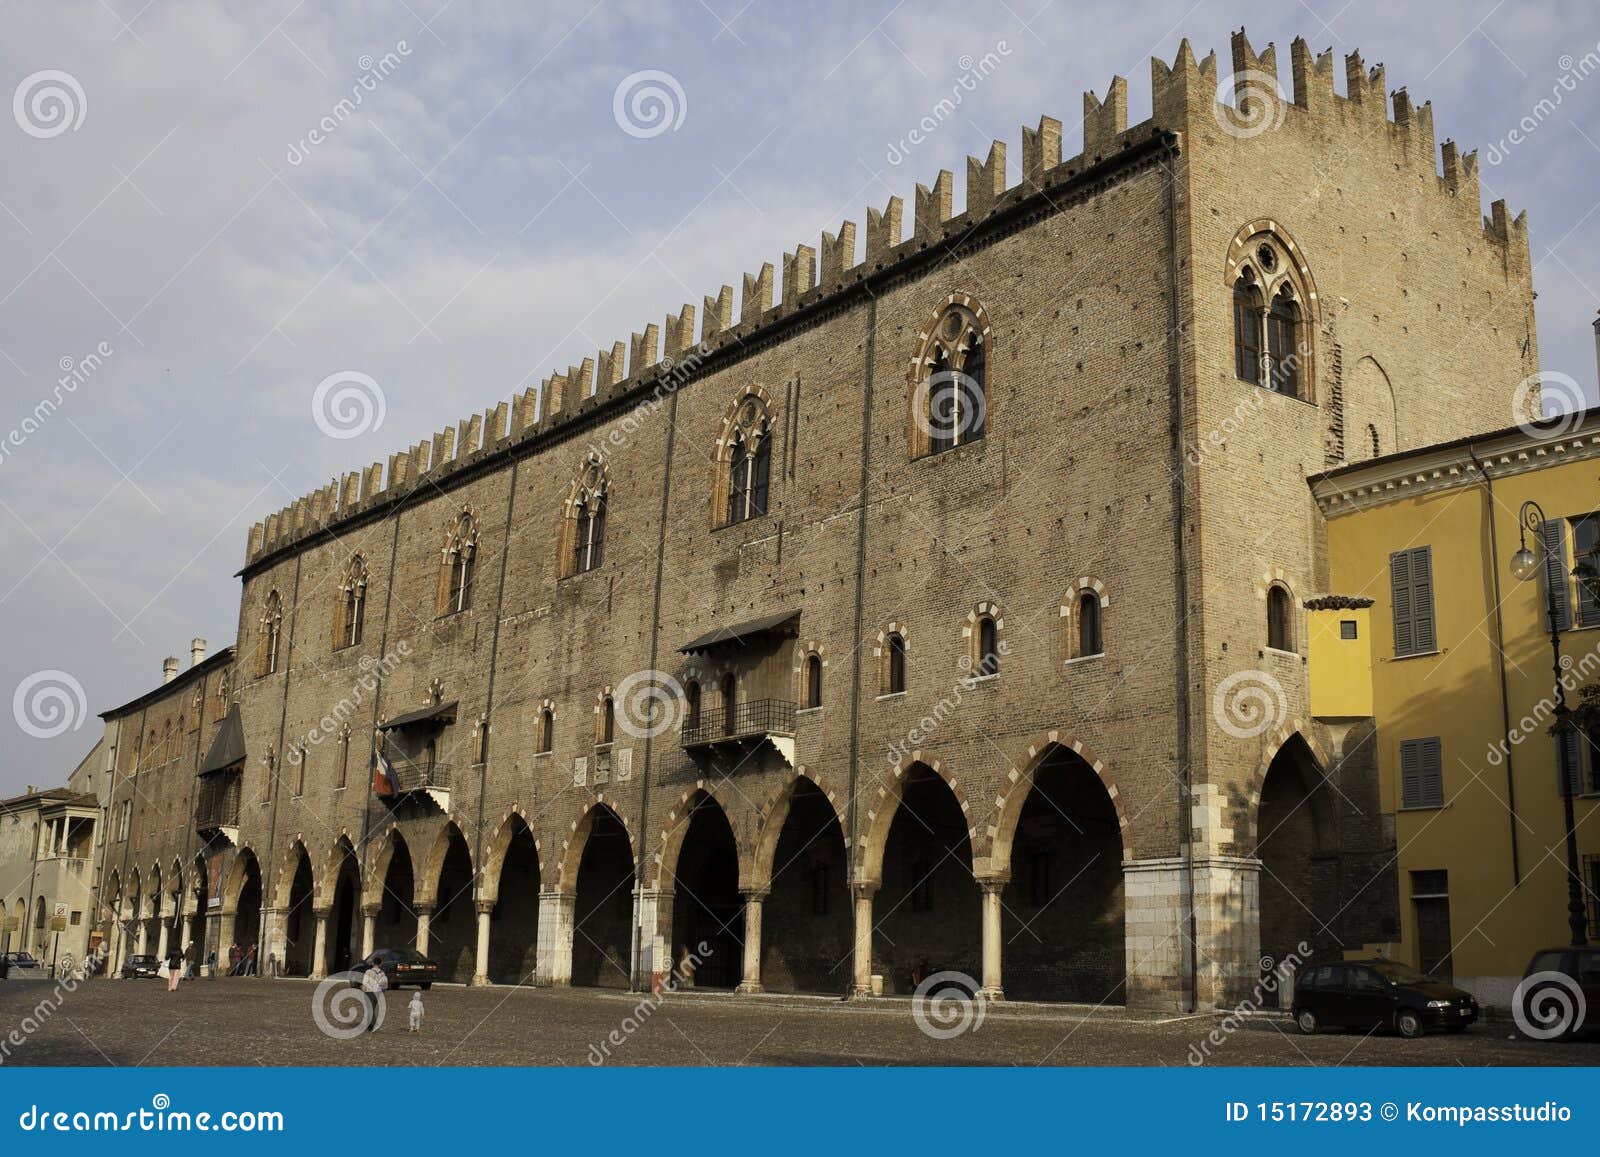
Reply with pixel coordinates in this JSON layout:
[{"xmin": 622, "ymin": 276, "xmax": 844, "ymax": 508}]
[{"xmin": 0, "ymin": 0, "xmax": 1597, "ymax": 796}]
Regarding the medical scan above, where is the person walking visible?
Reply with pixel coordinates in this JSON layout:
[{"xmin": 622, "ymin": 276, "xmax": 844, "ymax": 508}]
[
  {"xmin": 361, "ymin": 964, "xmax": 388, "ymax": 1032},
  {"xmin": 165, "ymin": 946, "xmax": 182, "ymax": 992},
  {"xmin": 407, "ymin": 990, "xmax": 424, "ymax": 1033},
  {"xmin": 228, "ymin": 942, "xmax": 241, "ymax": 975}
]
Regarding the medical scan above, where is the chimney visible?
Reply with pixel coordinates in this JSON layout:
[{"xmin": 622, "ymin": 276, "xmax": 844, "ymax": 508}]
[
  {"xmin": 191, "ymin": 637, "xmax": 207, "ymax": 667},
  {"xmin": 162, "ymin": 657, "xmax": 179, "ymax": 684}
]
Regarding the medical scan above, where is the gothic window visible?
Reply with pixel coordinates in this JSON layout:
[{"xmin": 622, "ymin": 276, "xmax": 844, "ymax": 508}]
[
  {"xmin": 718, "ymin": 394, "xmax": 773, "ymax": 527},
  {"xmin": 911, "ymin": 298, "xmax": 990, "ymax": 458},
  {"xmin": 1233, "ymin": 274, "xmax": 1263, "ymax": 384},
  {"xmin": 536, "ymin": 705, "xmax": 554, "ymax": 755},
  {"xmin": 684, "ymin": 681, "xmax": 701, "ymax": 730},
  {"xmin": 886, "ymin": 632, "xmax": 908, "ymax": 696},
  {"xmin": 1267, "ymin": 584, "xmax": 1295, "ymax": 652},
  {"xmin": 804, "ymin": 653, "xmax": 823, "ymax": 709},
  {"xmin": 599, "ymin": 697, "xmax": 616, "ymax": 746},
  {"xmin": 258, "ymin": 590, "xmax": 283, "ymax": 677},
  {"xmin": 1266, "ymin": 286, "xmax": 1303, "ymax": 397},
  {"xmin": 561, "ymin": 457, "xmax": 608, "ymax": 576},
  {"xmin": 335, "ymin": 554, "xmax": 368, "ymax": 649},
  {"xmin": 438, "ymin": 510, "xmax": 479, "ymax": 614},
  {"xmin": 1077, "ymin": 592, "xmax": 1103, "ymax": 657},
  {"xmin": 1228, "ymin": 230, "xmax": 1316, "ymax": 400},
  {"xmin": 976, "ymin": 615, "xmax": 999, "ymax": 676}
]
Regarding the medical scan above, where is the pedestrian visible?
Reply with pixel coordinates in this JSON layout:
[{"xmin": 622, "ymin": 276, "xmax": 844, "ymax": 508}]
[
  {"xmin": 407, "ymin": 990, "xmax": 424, "ymax": 1033},
  {"xmin": 228, "ymin": 942, "xmax": 241, "ymax": 975},
  {"xmin": 183, "ymin": 940, "xmax": 197, "ymax": 980},
  {"xmin": 361, "ymin": 964, "xmax": 388, "ymax": 1032},
  {"xmin": 243, "ymin": 942, "xmax": 258, "ymax": 976},
  {"xmin": 165, "ymin": 946, "xmax": 182, "ymax": 992}
]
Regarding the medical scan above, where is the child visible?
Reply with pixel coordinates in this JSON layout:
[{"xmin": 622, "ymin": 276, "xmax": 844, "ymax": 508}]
[{"xmin": 408, "ymin": 990, "xmax": 424, "ymax": 1033}]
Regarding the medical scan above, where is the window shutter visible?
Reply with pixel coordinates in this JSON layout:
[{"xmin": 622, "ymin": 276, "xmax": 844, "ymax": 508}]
[
  {"xmin": 1390, "ymin": 547, "xmax": 1436, "ymax": 657},
  {"xmin": 1400, "ymin": 737, "xmax": 1443, "ymax": 808},
  {"xmin": 1540, "ymin": 520, "xmax": 1573, "ymax": 631},
  {"xmin": 1559, "ymin": 729, "xmax": 1586, "ymax": 797},
  {"xmin": 1420, "ymin": 736, "xmax": 1443, "ymax": 807}
]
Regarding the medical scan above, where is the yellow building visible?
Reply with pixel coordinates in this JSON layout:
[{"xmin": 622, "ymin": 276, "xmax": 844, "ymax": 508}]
[{"xmin": 1311, "ymin": 413, "xmax": 1600, "ymax": 1006}]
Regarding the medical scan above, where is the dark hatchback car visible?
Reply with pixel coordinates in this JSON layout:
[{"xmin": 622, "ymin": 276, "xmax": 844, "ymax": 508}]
[
  {"xmin": 1517, "ymin": 946, "xmax": 1600, "ymax": 1038},
  {"xmin": 120, "ymin": 954, "xmax": 161, "ymax": 979},
  {"xmin": 352, "ymin": 947, "xmax": 439, "ymax": 990},
  {"xmin": 1293, "ymin": 959, "xmax": 1478, "ymax": 1038}
]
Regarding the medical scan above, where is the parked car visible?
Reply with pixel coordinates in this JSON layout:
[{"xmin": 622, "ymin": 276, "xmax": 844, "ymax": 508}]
[
  {"xmin": 120, "ymin": 954, "xmax": 161, "ymax": 979},
  {"xmin": 1292, "ymin": 959, "xmax": 1478, "ymax": 1038},
  {"xmin": 1517, "ymin": 946, "xmax": 1600, "ymax": 1038},
  {"xmin": 351, "ymin": 947, "xmax": 439, "ymax": 990},
  {"xmin": 1, "ymin": 951, "xmax": 48, "ymax": 979}
]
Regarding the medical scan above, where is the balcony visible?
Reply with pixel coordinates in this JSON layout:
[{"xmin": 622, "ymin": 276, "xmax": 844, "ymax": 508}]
[
  {"xmin": 380, "ymin": 759, "xmax": 452, "ymax": 810},
  {"xmin": 681, "ymin": 699, "xmax": 796, "ymax": 765},
  {"xmin": 194, "ymin": 771, "xmax": 242, "ymax": 843}
]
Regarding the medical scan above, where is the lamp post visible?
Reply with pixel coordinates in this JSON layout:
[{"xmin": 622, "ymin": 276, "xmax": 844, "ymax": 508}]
[{"xmin": 1509, "ymin": 499, "xmax": 1590, "ymax": 946}]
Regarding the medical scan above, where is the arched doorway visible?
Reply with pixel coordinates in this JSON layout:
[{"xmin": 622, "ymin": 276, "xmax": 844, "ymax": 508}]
[
  {"xmin": 373, "ymin": 833, "xmax": 417, "ymax": 952},
  {"xmin": 762, "ymin": 779, "xmax": 850, "ymax": 994},
  {"xmin": 233, "ymin": 852, "xmax": 263, "ymax": 958},
  {"xmin": 431, "ymin": 826, "xmax": 476, "ymax": 983},
  {"xmin": 490, "ymin": 819, "xmax": 540, "ymax": 984},
  {"xmin": 282, "ymin": 848, "xmax": 315, "ymax": 977},
  {"xmin": 1257, "ymin": 734, "xmax": 1335, "ymax": 1004},
  {"xmin": 329, "ymin": 846, "xmax": 360, "ymax": 974},
  {"xmin": 188, "ymin": 857, "xmax": 209, "ymax": 961},
  {"xmin": 31, "ymin": 895, "xmax": 48, "ymax": 958},
  {"xmin": 143, "ymin": 867, "xmax": 162, "ymax": 957},
  {"xmin": 874, "ymin": 765, "xmax": 979, "ymax": 994},
  {"xmin": 571, "ymin": 805, "xmax": 634, "ymax": 989},
  {"xmin": 669, "ymin": 795, "xmax": 742, "ymax": 990},
  {"xmin": 1000, "ymin": 746, "xmax": 1126, "ymax": 1003}
]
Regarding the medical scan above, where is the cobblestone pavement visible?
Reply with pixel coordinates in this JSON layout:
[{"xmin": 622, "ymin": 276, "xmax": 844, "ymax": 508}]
[{"xmin": 3, "ymin": 978, "xmax": 1597, "ymax": 1067}]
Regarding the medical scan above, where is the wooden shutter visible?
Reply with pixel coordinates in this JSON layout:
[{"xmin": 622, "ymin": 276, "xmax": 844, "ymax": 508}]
[
  {"xmin": 1560, "ymin": 729, "xmax": 1586, "ymax": 797},
  {"xmin": 1391, "ymin": 547, "xmax": 1436, "ymax": 657},
  {"xmin": 1400, "ymin": 737, "xmax": 1443, "ymax": 808},
  {"xmin": 1419, "ymin": 736, "xmax": 1443, "ymax": 806},
  {"xmin": 1540, "ymin": 520, "xmax": 1573, "ymax": 631}
]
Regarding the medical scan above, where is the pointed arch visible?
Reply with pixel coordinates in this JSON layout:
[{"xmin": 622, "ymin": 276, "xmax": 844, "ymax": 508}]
[
  {"xmin": 221, "ymin": 847, "xmax": 260, "ymax": 913},
  {"xmin": 711, "ymin": 386, "xmax": 776, "ymax": 528},
  {"xmin": 256, "ymin": 589, "xmax": 284, "ymax": 677},
  {"xmin": 333, "ymin": 553, "xmax": 369, "ymax": 649},
  {"xmin": 362, "ymin": 827, "xmax": 412, "ymax": 909},
  {"xmin": 1223, "ymin": 220, "xmax": 1320, "ymax": 401},
  {"xmin": 482, "ymin": 809, "xmax": 544, "ymax": 904},
  {"xmin": 751, "ymin": 766, "xmax": 850, "ymax": 889},
  {"xmin": 558, "ymin": 453, "xmax": 609, "ymax": 577},
  {"xmin": 316, "ymin": 834, "xmax": 360, "ymax": 908},
  {"xmin": 857, "ymin": 756, "xmax": 975, "ymax": 886},
  {"xmin": 984, "ymin": 733, "xmax": 1132, "ymax": 869},
  {"xmin": 1244, "ymin": 723, "xmax": 1336, "ymax": 849},
  {"xmin": 1345, "ymin": 355, "xmax": 1398, "ymax": 463},
  {"xmin": 650, "ymin": 783, "xmax": 748, "ymax": 891},
  {"xmin": 419, "ymin": 819, "xmax": 476, "ymax": 907},
  {"xmin": 555, "ymin": 799, "xmax": 637, "ymax": 894},
  {"xmin": 907, "ymin": 293, "xmax": 993, "ymax": 458},
  {"xmin": 437, "ymin": 505, "xmax": 480, "ymax": 614},
  {"xmin": 270, "ymin": 838, "xmax": 315, "ymax": 910}
]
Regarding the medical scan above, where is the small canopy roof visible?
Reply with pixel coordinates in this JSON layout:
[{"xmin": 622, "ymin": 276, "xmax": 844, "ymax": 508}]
[
  {"xmin": 198, "ymin": 705, "xmax": 246, "ymax": 775},
  {"xmin": 678, "ymin": 610, "xmax": 799, "ymax": 656},
  {"xmin": 379, "ymin": 700, "xmax": 458, "ymax": 731}
]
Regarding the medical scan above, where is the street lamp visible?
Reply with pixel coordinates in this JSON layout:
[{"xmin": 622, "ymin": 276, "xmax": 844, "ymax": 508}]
[{"xmin": 1510, "ymin": 499, "xmax": 1590, "ymax": 946}]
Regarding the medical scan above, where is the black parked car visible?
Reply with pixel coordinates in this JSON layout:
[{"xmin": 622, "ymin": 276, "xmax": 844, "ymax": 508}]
[
  {"xmin": 351, "ymin": 947, "xmax": 439, "ymax": 990},
  {"xmin": 1517, "ymin": 946, "xmax": 1600, "ymax": 1038},
  {"xmin": 120, "ymin": 954, "xmax": 161, "ymax": 979},
  {"xmin": 1292, "ymin": 959, "xmax": 1478, "ymax": 1038},
  {"xmin": 1, "ymin": 951, "xmax": 46, "ymax": 979}
]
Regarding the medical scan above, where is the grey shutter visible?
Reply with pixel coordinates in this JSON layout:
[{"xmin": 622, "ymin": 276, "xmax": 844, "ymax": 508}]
[
  {"xmin": 1419, "ymin": 737, "xmax": 1443, "ymax": 807},
  {"xmin": 1400, "ymin": 737, "xmax": 1444, "ymax": 808},
  {"xmin": 1391, "ymin": 550, "xmax": 1414, "ymax": 656},
  {"xmin": 1400, "ymin": 739, "xmax": 1422, "ymax": 807},
  {"xmin": 1391, "ymin": 547, "xmax": 1437, "ymax": 657},
  {"xmin": 1560, "ymin": 729, "xmax": 1586, "ymax": 797},
  {"xmin": 1540, "ymin": 520, "xmax": 1573, "ymax": 631}
]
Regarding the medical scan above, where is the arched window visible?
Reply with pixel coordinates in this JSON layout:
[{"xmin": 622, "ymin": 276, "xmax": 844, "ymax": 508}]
[
  {"xmin": 1266, "ymin": 286, "xmax": 1302, "ymax": 397},
  {"xmin": 563, "ymin": 457, "xmax": 608, "ymax": 576},
  {"xmin": 912, "ymin": 299, "xmax": 989, "ymax": 457},
  {"xmin": 684, "ymin": 681, "xmax": 701, "ymax": 730},
  {"xmin": 536, "ymin": 706, "xmax": 554, "ymax": 755},
  {"xmin": 886, "ymin": 632, "xmax": 908, "ymax": 695},
  {"xmin": 1077, "ymin": 592, "xmax": 1103, "ymax": 657},
  {"xmin": 599, "ymin": 696, "xmax": 616, "ymax": 746},
  {"xmin": 336, "ymin": 554, "xmax": 368, "ymax": 649},
  {"xmin": 1233, "ymin": 274, "xmax": 1263, "ymax": 384},
  {"xmin": 804, "ymin": 653, "xmax": 823, "ymax": 709},
  {"xmin": 258, "ymin": 590, "xmax": 283, "ymax": 677},
  {"xmin": 439, "ymin": 510, "xmax": 478, "ymax": 614},
  {"xmin": 719, "ymin": 395, "xmax": 772, "ymax": 527},
  {"xmin": 1267, "ymin": 585, "xmax": 1294, "ymax": 652},
  {"xmin": 720, "ymin": 673, "xmax": 738, "ymax": 735},
  {"xmin": 977, "ymin": 615, "xmax": 999, "ymax": 676}
]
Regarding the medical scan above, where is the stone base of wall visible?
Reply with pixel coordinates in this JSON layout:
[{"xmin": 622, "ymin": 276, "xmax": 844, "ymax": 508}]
[{"xmin": 1123, "ymin": 856, "xmax": 1264, "ymax": 1011}]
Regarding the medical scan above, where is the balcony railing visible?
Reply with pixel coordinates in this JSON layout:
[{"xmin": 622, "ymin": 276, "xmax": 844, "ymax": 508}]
[
  {"xmin": 194, "ymin": 774, "xmax": 241, "ymax": 832},
  {"xmin": 387, "ymin": 760, "xmax": 452, "ymax": 794},
  {"xmin": 681, "ymin": 699, "xmax": 796, "ymax": 748}
]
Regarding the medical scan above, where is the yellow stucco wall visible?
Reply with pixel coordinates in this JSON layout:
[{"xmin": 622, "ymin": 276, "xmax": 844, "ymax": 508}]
[{"xmin": 1307, "ymin": 608, "xmax": 1372, "ymax": 718}]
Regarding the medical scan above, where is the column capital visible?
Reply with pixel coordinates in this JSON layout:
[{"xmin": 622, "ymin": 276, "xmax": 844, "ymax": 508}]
[
  {"xmin": 850, "ymin": 880, "xmax": 879, "ymax": 900},
  {"xmin": 311, "ymin": 906, "xmax": 332, "ymax": 920},
  {"xmin": 360, "ymin": 903, "xmax": 381, "ymax": 919},
  {"xmin": 414, "ymin": 902, "xmax": 437, "ymax": 918},
  {"xmin": 976, "ymin": 876, "xmax": 1010, "ymax": 895},
  {"xmin": 739, "ymin": 887, "xmax": 771, "ymax": 902},
  {"xmin": 475, "ymin": 899, "xmax": 496, "ymax": 915}
]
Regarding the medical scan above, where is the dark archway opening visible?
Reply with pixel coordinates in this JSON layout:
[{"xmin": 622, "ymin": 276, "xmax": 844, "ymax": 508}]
[
  {"xmin": 375, "ymin": 839, "xmax": 417, "ymax": 952},
  {"xmin": 283, "ymin": 854, "xmax": 314, "ymax": 977},
  {"xmin": 234, "ymin": 857, "xmax": 262, "ymax": 958},
  {"xmin": 331, "ymin": 853, "xmax": 360, "ymax": 974},
  {"xmin": 1257, "ymin": 737, "xmax": 1333, "ymax": 1006},
  {"xmin": 1001, "ymin": 748, "xmax": 1126, "ymax": 1003},
  {"xmin": 875, "ymin": 765, "xmax": 978, "ymax": 994},
  {"xmin": 670, "ymin": 798, "xmax": 742, "ymax": 989},
  {"xmin": 763, "ymin": 780, "xmax": 850, "ymax": 994},
  {"xmin": 491, "ymin": 823, "xmax": 540, "ymax": 984},
  {"xmin": 572, "ymin": 807, "xmax": 634, "ymax": 989},
  {"xmin": 188, "ymin": 860, "xmax": 209, "ymax": 963},
  {"xmin": 432, "ymin": 830, "xmax": 476, "ymax": 982}
]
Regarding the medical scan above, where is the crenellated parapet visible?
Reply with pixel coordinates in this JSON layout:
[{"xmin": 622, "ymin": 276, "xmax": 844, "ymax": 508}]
[{"xmin": 243, "ymin": 26, "xmax": 1528, "ymax": 570}]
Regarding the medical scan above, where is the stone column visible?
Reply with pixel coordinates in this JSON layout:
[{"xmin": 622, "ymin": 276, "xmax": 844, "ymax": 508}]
[
  {"xmin": 472, "ymin": 901, "xmax": 494, "ymax": 986},
  {"xmin": 310, "ymin": 908, "xmax": 331, "ymax": 980},
  {"xmin": 360, "ymin": 905, "xmax": 378, "ymax": 960},
  {"xmin": 134, "ymin": 918, "xmax": 148, "ymax": 957},
  {"xmin": 260, "ymin": 907, "xmax": 286, "ymax": 977},
  {"xmin": 635, "ymin": 888, "xmax": 674, "ymax": 993},
  {"xmin": 736, "ymin": 888, "xmax": 768, "ymax": 994},
  {"xmin": 216, "ymin": 910, "xmax": 236, "ymax": 977},
  {"xmin": 851, "ymin": 882, "xmax": 878, "ymax": 998},
  {"xmin": 979, "ymin": 879, "xmax": 1006, "ymax": 1001},
  {"xmin": 536, "ymin": 891, "xmax": 575, "ymax": 986},
  {"xmin": 155, "ymin": 918, "xmax": 170, "ymax": 962},
  {"xmin": 415, "ymin": 904, "xmax": 435, "ymax": 957}
]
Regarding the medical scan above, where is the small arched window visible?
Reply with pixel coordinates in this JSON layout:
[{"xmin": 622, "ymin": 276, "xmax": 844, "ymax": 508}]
[
  {"xmin": 1077, "ymin": 592, "xmax": 1103, "ymax": 657},
  {"xmin": 564, "ymin": 457, "xmax": 608, "ymax": 577},
  {"xmin": 1267, "ymin": 585, "xmax": 1294, "ymax": 652},
  {"xmin": 536, "ymin": 706, "xmax": 554, "ymax": 755},
  {"xmin": 1266, "ymin": 286, "xmax": 1302, "ymax": 397},
  {"xmin": 722, "ymin": 396, "xmax": 773, "ymax": 527},
  {"xmin": 913, "ymin": 300, "xmax": 989, "ymax": 457},
  {"xmin": 720, "ymin": 673, "xmax": 738, "ymax": 735},
  {"xmin": 600, "ymin": 697, "xmax": 615, "ymax": 746},
  {"xmin": 804, "ymin": 654, "xmax": 823, "ymax": 709},
  {"xmin": 258, "ymin": 590, "xmax": 283, "ymax": 677},
  {"xmin": 684, "ymin": 681, "xmax": 701, "ymax": 730},
  {"xmin": 440, "ymin": 510, "xmax": 478, "ymax": 614},
  {"xmin": 886, "ymin": 632, "xmax": 908, "ymax": 695},
  {"xmin": 1233, "ymin": 273, "xmax": 1263, "ymax": 384},
  {"xmin": 977, "ymin": 615, "xmax": 999, "ymax": 676},
  {"xmin": 336, "ymin": 554, "xmax": 368, "ymax": 649}
]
